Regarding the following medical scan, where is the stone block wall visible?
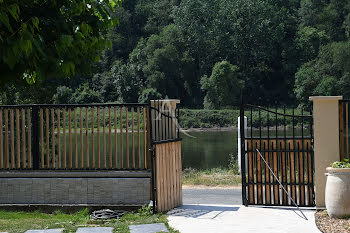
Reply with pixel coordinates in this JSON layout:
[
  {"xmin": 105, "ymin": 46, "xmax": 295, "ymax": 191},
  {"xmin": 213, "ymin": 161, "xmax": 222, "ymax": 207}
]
[{"xmin": 0, "ymin": 171, "xmax": 151, "ymax": 206}]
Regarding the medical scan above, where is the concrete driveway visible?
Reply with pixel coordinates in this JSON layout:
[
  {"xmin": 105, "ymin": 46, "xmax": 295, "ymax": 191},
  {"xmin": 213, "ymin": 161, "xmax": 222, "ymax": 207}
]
[{"xmin": 167, "ymin": 187, "xmax": 320, "ymax": 233}]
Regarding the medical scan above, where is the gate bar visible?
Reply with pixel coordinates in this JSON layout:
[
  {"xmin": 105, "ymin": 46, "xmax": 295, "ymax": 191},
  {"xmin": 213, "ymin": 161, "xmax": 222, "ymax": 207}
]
[{"xmin": 256, "ymin": 148, "xmax": 308, "ymax": 220}]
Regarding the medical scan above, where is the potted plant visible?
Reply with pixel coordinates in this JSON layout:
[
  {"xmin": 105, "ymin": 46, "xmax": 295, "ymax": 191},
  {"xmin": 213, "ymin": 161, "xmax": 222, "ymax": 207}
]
[{"xmin": 325, "ymin": 159, "xmax": 350, "ymax": 218}]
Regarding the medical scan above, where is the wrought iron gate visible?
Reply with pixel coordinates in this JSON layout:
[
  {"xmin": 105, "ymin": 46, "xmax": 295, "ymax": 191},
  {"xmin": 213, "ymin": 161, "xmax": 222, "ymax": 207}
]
[{"xmin": 240, "ymin": 104, "xmax": 315, "ymax": 207}]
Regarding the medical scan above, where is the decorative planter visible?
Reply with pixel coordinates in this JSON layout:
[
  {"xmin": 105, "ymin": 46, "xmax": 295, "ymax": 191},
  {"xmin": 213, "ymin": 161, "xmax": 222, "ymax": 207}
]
[{"xmin": 325, "ymin": 167, "xmax": 350, "ymax": 218}]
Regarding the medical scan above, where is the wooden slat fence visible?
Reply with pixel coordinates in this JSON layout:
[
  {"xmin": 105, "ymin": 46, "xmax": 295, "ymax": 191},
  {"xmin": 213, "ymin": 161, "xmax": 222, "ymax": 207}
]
[
  {"xmin": 0, "ymin": 107, "xmax": 32, "ymax": 169},
  {"xmin": 0, "ymin": 104, "xmax": 151, "ymax": 170},
  {"xmin": 150, "ymin": 100, "xmax": 182, "ymax": 213},
  {"xmin": 246, "ymin": 138, "xmax": 313, "ymax": 207},
  {"xmin": 155, "ymin": 141, "xmax": 182, "ymax": 212}
]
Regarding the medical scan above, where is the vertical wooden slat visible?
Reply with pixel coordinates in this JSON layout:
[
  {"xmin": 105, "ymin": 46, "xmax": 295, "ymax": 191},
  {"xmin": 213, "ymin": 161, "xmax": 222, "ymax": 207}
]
[
  {"xmin": 63, "ymin": 108, "xmax": 67, "ymax": 168},
  {"xmin": 307, "ymin": 140, "xmax": 313, "ymax": 206},
  {"xmin": 15, "ymin": 109, "xmax": 20, "ymax": 168},
  {"xmin": 39, "ymin": 109, "xmax": 44, "ymax": 168},
  {"xmin": 120, "ymin": 107, "xmax": 123, "ymax": 168},
  {"xmin": 339, "ymin": 103, "xmax": 344, "ymax": 161},
  {"xmin": 57, "ymin": 109, "xmax": 61, "ymax": 168},
  {"xmin": 143, "ymin": 107, "xmax": 147, "ymax": 169},
  {"xmin": 146, "ymin": 107, "xmax": 151, "ymax": 168},
  {"xmin": 264, "ymin": 141, "xmax": 271, "ymax": 205},
  {"xmin": 126, "ymin": 107, "xmax": 129, "ymax": 168},
  {"xmin": 169, "ymin": 142, "xmax": 173, "ymax": 208},
  {"xmin": 163, "ymin": 143, "xmax": 168, "ymax": 211},
  {"xmin": 91, "ymin": 108, "xmax": 95, "ymax": 168},
  {"xmin": 174, "ymin": 142, "xmax": 178, "ymax": 206},
  {"xmin": 109, "ymin": 107, "xmax": 112, "ymax": 168},
  {"xmin": 74, "ymin": 108, "xmax": 78, "ymax": 168},
  {"xmin": 289, "ymin": 141, "xmax": 296, "ymax": 204},
  {"xmin": 172, "ymin": 142, "xmax": 176, "ymax": 207},
  {"xmin": 0, "ymin": 109, "xmax": 3, "ymax": 169},
  {"xmin": 247, "ymin": 140, "xmax": 254, "ymax": 204},
  {"xmin": 45, "ymin": 108, "xmax": 49, "ymax": 168},
  {"xmin": 114, "ymin": 107, "xmax": 118, "ymax": 168},
  {"xmin": 158, "ymin": 144, "xmax": 163, "ymax": 212},
  {"xmin": 156, "ymin": 144, "xmax": 161, "ymax": 211},
  {"xmin": 27, "ymin": 109, "xmax": 31, "ymax": 168},
  {"xmin": 178, "ymin": 141, "xmax": 183, "ymax": 205},
  {"xmin": 21, "ymin": 109, "xmax": 27, "ymax": 168},
  {"xmin": 280, "ymin": 140, "xmax": 287, "ymax": 205},
  {"xmin": 10, "ymin": 109, "xmax": 15, "ymax": 169},
  {"xmin": 4, "ymin": 109, "xmax": 9, "ymax": 169},
  {"xmin": 256, "ymin": 140, "xmax": 262, "ymax": 204},
  {"xmin": 165, "ymin": 143, "xmax": 170, "ymax": 210},
  {"xmin": 51, "ymin": 108, "xmax": 55, "ymax": 168},
  {"xmin": 299, "ymin": 140, "xmax": 305, "ymax": 206},
  {"xmin": 137, "ymin": 107, "xmax": 141, "ymax": 168},
  {"xmin": 103, "ymin": 107, "xmax": 106, "ymax": 169},
  {"xmin": 80, "ymin": 108, "xmax": 84, "ymax": 168},
  {"xmin": 272, "ymin": 141, "xmax": 279, "ymax": 205},
  {"xmin": 97, "ymin": 107, "xmax": 100, "ymax": 168},
  {"xmin": 131, "ymin": 107, "xmax": 135, "ymax": 168},
  {"xmin": 85, "ymin": 108, "xmax": 89, "ymax": 168},
  {"xmin": 178, "ymin": 141, "xmax": 182, "ymax": 206},
  {"xmin": 68, "ymin": 108, "xmax": 72, "ymax": 169}
]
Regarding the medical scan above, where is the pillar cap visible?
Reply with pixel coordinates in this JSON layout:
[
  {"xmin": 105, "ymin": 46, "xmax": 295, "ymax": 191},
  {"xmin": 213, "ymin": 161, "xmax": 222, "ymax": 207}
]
[{"xmin": 309, "ymin": 96, "xmax": 343, "ymax": 101}]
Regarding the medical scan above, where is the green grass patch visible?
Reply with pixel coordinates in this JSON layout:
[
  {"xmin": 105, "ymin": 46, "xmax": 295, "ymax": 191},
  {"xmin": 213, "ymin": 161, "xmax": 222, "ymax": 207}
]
[
  {"xmin": 0, "ymin": 206, "xmax": 179, "ymax": 233},
  {"xmin": 182, "ymin": 167, "xmax": 241, "ymax": 186}
]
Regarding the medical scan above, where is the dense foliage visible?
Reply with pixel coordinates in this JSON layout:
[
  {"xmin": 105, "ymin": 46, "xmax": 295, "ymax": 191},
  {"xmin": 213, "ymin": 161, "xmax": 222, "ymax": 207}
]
[
  {"xmin": 0, "ymin": 0, "xmax": 121, "ymax": 86},
  {"xmin": 1, "ymin": 0, "xmax": 350, "ymax": 108}
]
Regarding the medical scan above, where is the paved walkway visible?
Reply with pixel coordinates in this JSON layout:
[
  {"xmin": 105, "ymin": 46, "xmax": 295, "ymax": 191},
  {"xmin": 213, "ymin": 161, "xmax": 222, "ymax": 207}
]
[{"xmin": 168, "ymin": 188, "xmax": 320, "ymax": 233}]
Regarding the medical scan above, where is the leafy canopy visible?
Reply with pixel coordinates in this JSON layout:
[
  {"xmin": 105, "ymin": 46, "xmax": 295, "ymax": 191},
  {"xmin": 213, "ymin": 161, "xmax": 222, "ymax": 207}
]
[
  {"xmin": 0, "ymin": 0, "xmax": 121, "ymax": 85},
  {"xmin": 201, "ymin": 61, "xmax": 244, "ymax": 109}
]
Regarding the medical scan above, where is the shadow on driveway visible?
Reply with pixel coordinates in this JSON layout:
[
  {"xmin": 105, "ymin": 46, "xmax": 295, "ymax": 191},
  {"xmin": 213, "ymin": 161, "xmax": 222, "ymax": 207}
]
[{"xmin": 167, "ymin": 204, "xmax": 239, "ymax": 219}]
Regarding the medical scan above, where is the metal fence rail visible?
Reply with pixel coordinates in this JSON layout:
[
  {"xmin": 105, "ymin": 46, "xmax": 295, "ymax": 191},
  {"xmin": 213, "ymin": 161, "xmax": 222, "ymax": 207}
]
[{"xmin": 0, "ymin": 103, "xmax": 150, "ymax": 170}]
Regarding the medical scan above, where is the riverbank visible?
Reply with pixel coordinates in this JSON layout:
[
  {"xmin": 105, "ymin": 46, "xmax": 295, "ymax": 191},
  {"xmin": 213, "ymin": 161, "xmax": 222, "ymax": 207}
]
[
  {"xmin": 182, "ymin": 168, "xmax": 241, "ymax": 187},
  {"xmin": 180, "ymin": 108, "xmax": 304, "ymax": 129}
]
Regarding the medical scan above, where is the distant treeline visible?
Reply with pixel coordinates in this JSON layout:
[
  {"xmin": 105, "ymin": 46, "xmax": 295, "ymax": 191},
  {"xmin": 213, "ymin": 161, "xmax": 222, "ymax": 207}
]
[{"xmin": 2, "ymin": 0, "xmax": 350, "ymax": 108}]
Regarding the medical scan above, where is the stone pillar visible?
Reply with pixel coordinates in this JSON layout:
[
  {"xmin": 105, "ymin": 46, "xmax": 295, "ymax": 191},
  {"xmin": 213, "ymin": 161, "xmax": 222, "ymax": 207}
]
[
  {"xmin": 150, "ymin": 99, "xmax": 180, "ymax": 140},
  {"xmin": 309, "ymin": 96, "xmax": 342, "ymax": 208}
]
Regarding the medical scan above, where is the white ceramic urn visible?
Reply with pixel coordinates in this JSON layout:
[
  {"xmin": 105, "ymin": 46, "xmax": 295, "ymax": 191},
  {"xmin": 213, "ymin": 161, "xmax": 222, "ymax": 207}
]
[{"xmin": 325, "ymin": 167, "xmax": 350, "ymax": 218}]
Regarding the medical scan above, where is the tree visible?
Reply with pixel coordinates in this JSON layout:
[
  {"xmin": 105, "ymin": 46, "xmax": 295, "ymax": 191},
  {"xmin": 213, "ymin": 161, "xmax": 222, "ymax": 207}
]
[
  {"xmin": 294, "ymin": 41, "xmax": 350, "ymax": 106},
  {"xmin": 0, "ymin": 0, "xmax": 121, "ymax": 85},
  {"xmin": 201, "ymin": 61, "xmax": 243, "ymax": 109}
]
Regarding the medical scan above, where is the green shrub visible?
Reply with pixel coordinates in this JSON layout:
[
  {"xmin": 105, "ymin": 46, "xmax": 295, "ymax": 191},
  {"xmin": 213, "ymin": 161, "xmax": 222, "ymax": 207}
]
[{"xmin": 331, "ymin": 159, "xmax": 350, "ymax": 168}]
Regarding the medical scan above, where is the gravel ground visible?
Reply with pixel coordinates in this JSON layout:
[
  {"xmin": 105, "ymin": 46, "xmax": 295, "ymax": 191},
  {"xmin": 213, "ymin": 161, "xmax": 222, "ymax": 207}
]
[{"xmin": 315, "ymin": 210, "xmax": 350, "ymax": 233}]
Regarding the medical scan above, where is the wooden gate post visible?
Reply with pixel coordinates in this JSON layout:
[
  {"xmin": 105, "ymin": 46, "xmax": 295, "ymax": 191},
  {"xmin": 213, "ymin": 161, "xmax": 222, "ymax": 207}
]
[{"xmin": 309, "ymin": 96, "xmax": 343, "ymax": 209}]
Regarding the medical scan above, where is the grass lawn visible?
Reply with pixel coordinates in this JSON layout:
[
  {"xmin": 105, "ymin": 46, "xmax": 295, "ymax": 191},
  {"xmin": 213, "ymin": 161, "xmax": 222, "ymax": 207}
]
[
  {"xmin": 0, "ymin": 207, "xmax": 179, "ymax": 233},
  {"xmin": 182, "ymin": 168, "xmax": 241, "ymax": 187}
]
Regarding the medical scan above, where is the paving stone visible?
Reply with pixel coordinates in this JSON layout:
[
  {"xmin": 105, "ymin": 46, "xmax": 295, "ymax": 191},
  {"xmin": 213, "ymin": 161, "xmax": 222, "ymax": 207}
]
[
  {"xmin": 25, "ymin": 229, "xmax": 63, "ymax": 233},
  {"xmin": 129, "ymin": 223, "xmax": 169, "ymax": 233},
  {"xmin": 75, "ymin": 227, "xmax": 113, "ymax": 233}
]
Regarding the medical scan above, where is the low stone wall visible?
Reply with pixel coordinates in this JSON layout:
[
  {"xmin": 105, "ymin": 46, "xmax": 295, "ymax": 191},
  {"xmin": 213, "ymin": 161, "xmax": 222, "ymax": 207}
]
[{"xmin": 0, "ymin": 171, "xmax": 151, "ymax": 206}]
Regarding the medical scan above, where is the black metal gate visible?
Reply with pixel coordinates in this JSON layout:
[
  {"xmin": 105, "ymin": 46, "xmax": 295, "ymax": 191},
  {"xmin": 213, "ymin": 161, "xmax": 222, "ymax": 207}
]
[{"xmin": 240, "ymin": 104, "xmax": 315, "ymax": 207}]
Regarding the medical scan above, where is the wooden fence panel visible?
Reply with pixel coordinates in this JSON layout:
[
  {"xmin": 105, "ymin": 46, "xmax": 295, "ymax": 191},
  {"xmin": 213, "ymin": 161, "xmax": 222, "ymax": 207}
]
[
  {"xmin": 246, "ymin": 138, "xmax": 313, "ymax": 206},
  {"xmin": 0, "ymin": 104, "xmax": 150, "ymax": 171},
  {"xmin": 155, "ymin": 141, "xmax": 182, "ymax": 212}
]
